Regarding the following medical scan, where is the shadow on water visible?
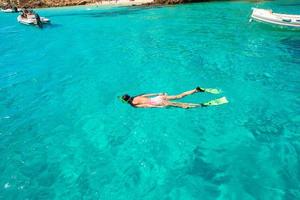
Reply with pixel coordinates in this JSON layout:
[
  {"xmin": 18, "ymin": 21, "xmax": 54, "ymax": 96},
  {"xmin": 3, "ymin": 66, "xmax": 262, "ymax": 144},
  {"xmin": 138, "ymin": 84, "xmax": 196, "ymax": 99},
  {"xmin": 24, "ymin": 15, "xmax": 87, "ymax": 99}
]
[
  {"xmin": 281, "ymin": 37, "xmax": 300, "ymax": 50},
  {"xmin": 251, "ymin": 22, "xmax": 300, "ymax": 33},
  {"xmin": 45, "ymin": 23, "xmax": 63, "ymax": 29},
  {"xmin": 159, "ymin": 145, "xmax": 228, "ymax": 199},
  {"xmin": 90, "ymin": 9, "xmax": 143, "ymax": 18},
  {"xmin": 186, "ymin": 146, "xmax": 228, "ymax": 185},
  {"xmin": 46, "ymin": 6, "xmax": 162, "ymax": 19},
  {"xmin": 243, "ymin": 107, "xmax": 289, "ymax": 143},
  {"xmin": 281, "ymin": 37, "xmax": 300, "ymax": 61}
]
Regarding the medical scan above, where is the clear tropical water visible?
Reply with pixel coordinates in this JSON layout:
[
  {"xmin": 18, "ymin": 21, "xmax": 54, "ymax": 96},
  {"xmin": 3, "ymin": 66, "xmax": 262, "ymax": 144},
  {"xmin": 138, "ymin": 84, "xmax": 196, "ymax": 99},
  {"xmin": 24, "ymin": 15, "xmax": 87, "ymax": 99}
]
[{"xmin": 0, "ymin": 1, "xmax": 300, "ymax": 199}]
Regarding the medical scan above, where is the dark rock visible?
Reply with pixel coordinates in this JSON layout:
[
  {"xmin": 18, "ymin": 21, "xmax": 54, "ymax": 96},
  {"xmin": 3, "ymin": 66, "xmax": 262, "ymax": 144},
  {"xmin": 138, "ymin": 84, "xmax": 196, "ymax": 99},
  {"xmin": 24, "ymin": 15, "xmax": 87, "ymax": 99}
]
[{"xmin": 78, "ymin": 1, "xmax": 88, "ymax": 5}]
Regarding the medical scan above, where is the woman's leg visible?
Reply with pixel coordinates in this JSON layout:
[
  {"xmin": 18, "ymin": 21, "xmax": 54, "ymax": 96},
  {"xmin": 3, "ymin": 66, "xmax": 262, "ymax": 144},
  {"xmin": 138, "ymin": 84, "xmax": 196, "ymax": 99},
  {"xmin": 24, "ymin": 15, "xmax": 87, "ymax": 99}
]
[
  {"xmin": 166, "ymin": 101, "xmax": 201, "ymax": 109},
  {"xmin": 166, "ymin": 88, "xmax": 199, "ymax": 100},
  {"xmin": 165, "ymin": 96, "xmax": 229, "ymax": 109}
]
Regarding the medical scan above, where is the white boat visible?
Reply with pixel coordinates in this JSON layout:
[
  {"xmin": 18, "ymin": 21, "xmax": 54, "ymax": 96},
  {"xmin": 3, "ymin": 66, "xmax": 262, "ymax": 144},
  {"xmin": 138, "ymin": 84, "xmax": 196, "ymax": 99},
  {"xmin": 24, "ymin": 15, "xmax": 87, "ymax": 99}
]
[
  {"xmin": 250, "ymin": 8, "xmax": 300, "ymax": 28},
  {"xmin": 1, "ymin": 8, "xmax": 22, "ymax": 13},
  {"xmin": 17, "ymin": 15, "xmax": 50, "ymax": 27}
]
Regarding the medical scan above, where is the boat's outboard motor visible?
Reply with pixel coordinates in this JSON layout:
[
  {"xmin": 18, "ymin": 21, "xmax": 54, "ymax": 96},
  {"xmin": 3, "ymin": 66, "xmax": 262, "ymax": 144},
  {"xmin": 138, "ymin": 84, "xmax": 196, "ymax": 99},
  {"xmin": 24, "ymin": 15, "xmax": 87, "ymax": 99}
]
[
  {"xmin": 35, "ymin": 13, "xmax": 43, "ymax": 28},
  {"xmin": 13, "ymin": 6, "xmax": 17, "ymax": 12}
]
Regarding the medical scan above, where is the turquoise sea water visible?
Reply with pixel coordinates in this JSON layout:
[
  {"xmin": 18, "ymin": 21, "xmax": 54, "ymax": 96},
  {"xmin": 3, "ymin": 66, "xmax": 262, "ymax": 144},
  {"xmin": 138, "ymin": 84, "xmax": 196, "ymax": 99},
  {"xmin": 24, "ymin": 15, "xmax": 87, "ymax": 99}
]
[{"xmin": 1, "ymin": 1, "xmax": 300, "ymax": 199}]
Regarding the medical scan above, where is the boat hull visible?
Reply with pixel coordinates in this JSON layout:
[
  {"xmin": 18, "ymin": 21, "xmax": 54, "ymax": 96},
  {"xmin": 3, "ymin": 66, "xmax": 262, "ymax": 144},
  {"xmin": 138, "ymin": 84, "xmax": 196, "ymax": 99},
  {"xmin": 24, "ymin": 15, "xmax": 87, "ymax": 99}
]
[
  {"xmin": 1, "ymin": 8, "xmax": 22, "ymax": 13},
  {"xmin": 17, "ymin": 15, "xmax": 50, "ymax": 26},
  {"xmin": 251, "ymin": 8, "xmax": 300, "ymax": 28}
]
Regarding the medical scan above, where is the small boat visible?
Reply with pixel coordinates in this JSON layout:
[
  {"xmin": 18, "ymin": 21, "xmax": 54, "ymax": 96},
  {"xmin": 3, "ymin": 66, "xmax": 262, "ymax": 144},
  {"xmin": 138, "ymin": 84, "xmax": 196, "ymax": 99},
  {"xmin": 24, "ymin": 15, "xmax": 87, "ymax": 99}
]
[
  {"xmin": 1, "ymin": 8, "xmax": 22, "ymax": 13},
  {"xmin": 17, "ymin": 13, "xmax": 50, "ymax": 28},
  {"xmin": 250, "ymin": 8, "xmax": 300, "ymax": 28}
]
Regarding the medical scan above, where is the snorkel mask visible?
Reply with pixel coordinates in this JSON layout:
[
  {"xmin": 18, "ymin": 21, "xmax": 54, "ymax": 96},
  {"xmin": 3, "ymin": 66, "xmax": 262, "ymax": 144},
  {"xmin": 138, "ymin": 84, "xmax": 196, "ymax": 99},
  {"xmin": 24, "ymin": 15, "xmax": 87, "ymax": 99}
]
[{"xmin": 119, "ymin": 94, "xmax": 131, "ymax": 104}]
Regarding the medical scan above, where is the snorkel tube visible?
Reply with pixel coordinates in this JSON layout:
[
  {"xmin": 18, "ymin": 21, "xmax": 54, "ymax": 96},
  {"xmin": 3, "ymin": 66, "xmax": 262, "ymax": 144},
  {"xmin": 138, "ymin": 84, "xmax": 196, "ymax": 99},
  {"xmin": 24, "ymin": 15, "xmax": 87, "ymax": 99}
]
[{"xmin": 118, "ymin": 96, "xmax": 128, "ymax": 104}]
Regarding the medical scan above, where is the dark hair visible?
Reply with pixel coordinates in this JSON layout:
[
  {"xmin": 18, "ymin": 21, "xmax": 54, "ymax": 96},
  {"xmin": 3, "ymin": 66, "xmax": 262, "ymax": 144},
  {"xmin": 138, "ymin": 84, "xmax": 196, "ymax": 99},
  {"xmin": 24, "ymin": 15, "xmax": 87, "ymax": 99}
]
[
  {"xmin": 122, "ymin": 94, "xmax": 135, "ymax": 107},
  {"xmin": 122, "ymin": 94, "xmax": 131, "ymax": 102}
]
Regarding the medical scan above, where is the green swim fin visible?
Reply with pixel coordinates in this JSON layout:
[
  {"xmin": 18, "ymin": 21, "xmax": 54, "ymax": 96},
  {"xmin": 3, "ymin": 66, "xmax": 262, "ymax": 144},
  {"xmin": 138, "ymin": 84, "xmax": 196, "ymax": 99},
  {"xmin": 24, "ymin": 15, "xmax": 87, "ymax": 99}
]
[
  {"xmin": 203, "ymin": 88, "xmax": 221, "ymax": 94},
  {"xmin": 196, "ymin": 87, "xmax": 221, "ymax": 94},
  {"xmin": 202, "ymin": 97, "xmax": 229, "ymax": 107}
]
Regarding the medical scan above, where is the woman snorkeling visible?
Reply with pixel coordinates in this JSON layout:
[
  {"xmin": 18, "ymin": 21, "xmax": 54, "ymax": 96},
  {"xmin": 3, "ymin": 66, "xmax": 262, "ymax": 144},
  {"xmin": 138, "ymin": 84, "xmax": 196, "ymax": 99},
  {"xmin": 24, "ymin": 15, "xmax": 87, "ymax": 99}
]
[{"xmin": 120, "ymin": 86, "xmax": 228, "ymax": 109}]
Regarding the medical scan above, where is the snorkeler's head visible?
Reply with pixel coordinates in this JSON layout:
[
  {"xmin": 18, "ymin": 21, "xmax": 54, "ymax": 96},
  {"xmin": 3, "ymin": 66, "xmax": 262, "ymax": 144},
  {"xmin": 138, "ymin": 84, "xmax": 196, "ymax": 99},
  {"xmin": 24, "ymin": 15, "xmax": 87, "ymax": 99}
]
[{"xmin": 121, "ymin": 94, "xmax": 131, "ymax": 102}]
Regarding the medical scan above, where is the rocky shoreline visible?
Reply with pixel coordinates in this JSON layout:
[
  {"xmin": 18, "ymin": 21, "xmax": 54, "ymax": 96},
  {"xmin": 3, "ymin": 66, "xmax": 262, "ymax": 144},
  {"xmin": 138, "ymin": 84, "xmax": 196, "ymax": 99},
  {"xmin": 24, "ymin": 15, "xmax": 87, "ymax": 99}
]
[
  {"xmin": 0, "ymin": 0, "xmax": 264, "ymax": 9},
  {"xmin": 1, "ymin": 0, "xmax": 99, "ymax": 8},
  {"xmin": 0, "ymin": 0, "xmax": 215, "ymax": 9}
]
